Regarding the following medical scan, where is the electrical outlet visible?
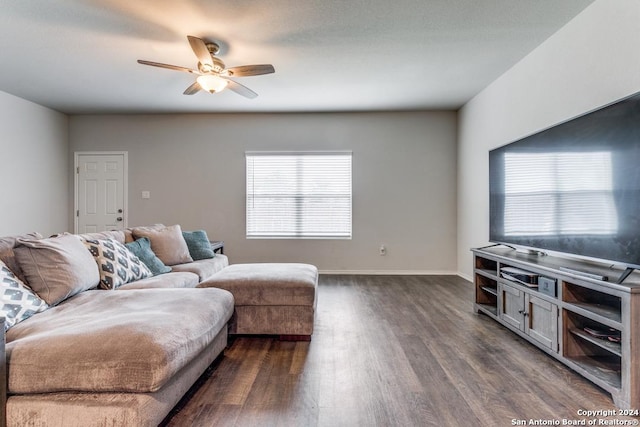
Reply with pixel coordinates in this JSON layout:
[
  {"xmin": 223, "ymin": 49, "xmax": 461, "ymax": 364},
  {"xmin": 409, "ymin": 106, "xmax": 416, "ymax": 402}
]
[{"xmin": 379, "ymin": 245, "xmax": 386, "ymax": 256}]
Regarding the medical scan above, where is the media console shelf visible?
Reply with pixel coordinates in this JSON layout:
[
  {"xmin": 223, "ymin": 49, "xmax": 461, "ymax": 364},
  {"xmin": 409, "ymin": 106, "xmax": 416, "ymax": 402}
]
[{"xmin": 472, "ymin": 246, "xmax": 640, "ymax": 409}]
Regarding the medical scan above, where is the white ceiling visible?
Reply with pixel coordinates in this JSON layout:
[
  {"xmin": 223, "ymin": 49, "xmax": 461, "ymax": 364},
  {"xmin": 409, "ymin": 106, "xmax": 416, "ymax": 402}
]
[{"xmin": 0, "ymin": 0, "xmax": 595, "ymax": 114}]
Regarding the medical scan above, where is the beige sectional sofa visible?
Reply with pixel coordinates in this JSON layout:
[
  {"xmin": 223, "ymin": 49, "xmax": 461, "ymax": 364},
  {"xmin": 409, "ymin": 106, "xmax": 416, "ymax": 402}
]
[
  {"xmin": 0, "ymin": 224, "xmax": 318, "ymax": 426},
  {"xmin": 0, "ymin": 226, "xmax": 232, "ymax": 427}
]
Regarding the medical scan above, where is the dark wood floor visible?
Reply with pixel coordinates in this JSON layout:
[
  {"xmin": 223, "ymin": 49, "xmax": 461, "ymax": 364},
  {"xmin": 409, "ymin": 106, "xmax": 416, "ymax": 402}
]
[{"xmin": 165, "ymin": 275, "xmax": 624, "ymax": 426}]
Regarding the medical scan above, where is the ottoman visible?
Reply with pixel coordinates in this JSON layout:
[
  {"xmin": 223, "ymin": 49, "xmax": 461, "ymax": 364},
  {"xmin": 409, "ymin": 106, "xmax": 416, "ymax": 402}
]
[{"xmin": 198, "ymin": 263, "xmax": 318, "ymax": 340}]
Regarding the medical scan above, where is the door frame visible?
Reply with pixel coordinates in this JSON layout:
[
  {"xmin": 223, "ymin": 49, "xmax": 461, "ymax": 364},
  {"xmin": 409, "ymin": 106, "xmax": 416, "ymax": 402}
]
[{"xmin": 74, "ymin": 151, "xmax": 129, "ymax": 233}]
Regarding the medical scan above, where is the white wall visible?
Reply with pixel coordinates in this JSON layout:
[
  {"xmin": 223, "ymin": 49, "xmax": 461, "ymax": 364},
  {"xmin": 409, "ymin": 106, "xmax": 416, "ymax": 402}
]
[
  {"xmin": 0, "ymin": 91, "xmax": 69, "ymax": 236},
  {"xmin": 457, "ymin": 0, "xmax": 640, "ymax": 280},
  {"xmin": 70, "ymin": 111, "xmax": 458, "ymax": 273}
]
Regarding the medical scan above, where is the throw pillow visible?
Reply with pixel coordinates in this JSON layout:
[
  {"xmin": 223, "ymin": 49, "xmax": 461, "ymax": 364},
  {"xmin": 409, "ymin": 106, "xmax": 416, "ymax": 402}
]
[
  {"xmin": 182, "ymin": 230, "xmax": 215, "ymax": 260},
  {"xmin": 0, "ymin": 232, "xmax": 44, "ymax": 284},
  {"xmin": 77, "ymin": 230, "xmax": 126, "ymax": 244},
  {"xmin": 131, "ymin": 224, "xmax": 193, "ymax": 266},
  {"xmin": 0, "ymin": 260, "xmax": 48, "ymax": 331},
  {"xmin": 14, "ymin": 234, "xmax": 100, "ymax": 306},
  {"xmin": 83, "ymin": 238, "xmax": 153, "ymax": 289},
  {"xmin": 125, "ymin": 237, "xmax": 172, "ymax": 276}
]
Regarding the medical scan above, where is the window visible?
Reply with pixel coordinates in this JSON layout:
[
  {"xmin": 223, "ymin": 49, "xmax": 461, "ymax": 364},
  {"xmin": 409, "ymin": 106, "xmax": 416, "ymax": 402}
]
[{"xmin": 246, "ymin": 152, "xmax": 352, "ymax": 238}]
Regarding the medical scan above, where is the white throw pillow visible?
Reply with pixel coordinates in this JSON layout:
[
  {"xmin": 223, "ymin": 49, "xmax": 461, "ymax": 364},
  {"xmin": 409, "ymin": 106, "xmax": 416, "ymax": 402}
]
[
  {"xmin": 83, "ymin": 238, "xmax": 153, "ymax": 289},
  {"xmin": 0, "ymin": 260, "xmax": 48, "ymax": 330}
]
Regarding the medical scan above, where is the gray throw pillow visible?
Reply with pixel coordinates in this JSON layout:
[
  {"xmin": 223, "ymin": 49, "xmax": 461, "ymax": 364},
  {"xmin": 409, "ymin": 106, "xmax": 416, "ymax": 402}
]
[
  {"xmin": 0, "ymin": 232, "xmax": 44, "ymax": 284},
  {"xmin": 182, "ymin": 230, "xmax": 215, "ymax": 260},
  {"xmin": 131, "ymin": 224, "xmax": 193, "ymax": 266},
  {"xmin": 14, "ymin": 234, "xmax": 100, "ymax": 306},
  {"xmin": 125, "ymin": 237, "xmax": 171, "ymax": 276}
]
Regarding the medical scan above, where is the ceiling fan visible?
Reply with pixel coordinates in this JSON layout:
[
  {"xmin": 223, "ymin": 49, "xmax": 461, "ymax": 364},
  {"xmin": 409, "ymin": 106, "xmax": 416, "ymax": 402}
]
[{"xmin": 137, "ymin": 36, "xmax": 275, "ymax": 99}]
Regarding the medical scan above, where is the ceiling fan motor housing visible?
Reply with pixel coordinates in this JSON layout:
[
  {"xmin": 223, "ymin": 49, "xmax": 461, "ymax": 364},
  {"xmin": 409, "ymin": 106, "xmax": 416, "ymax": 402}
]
[{"xmin": 198, "ymin": 56, "xmax": 226, "ymax": 74}]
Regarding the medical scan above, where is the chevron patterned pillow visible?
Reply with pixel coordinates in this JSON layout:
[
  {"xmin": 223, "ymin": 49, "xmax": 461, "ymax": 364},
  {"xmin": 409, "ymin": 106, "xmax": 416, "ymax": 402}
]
[
  {"xmin": 0, "ymin": 260, "xmax": 48, "ymax": 331},
  {"xmin": 83, "ymin": 238, "xmax": 153, "ymax": 289}
]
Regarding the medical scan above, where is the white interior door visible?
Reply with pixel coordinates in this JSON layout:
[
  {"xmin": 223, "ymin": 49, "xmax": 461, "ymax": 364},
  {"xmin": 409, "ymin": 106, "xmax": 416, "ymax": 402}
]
[{"xmin": 75, "ymin": 152, "xmax": 127, "ymax": 233}]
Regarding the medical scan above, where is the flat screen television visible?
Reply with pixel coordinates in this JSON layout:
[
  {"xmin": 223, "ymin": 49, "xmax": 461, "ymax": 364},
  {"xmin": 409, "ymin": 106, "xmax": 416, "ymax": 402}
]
[{"xmin": 489, "ymin": 92, "xmax": 640, "ymax": 276}]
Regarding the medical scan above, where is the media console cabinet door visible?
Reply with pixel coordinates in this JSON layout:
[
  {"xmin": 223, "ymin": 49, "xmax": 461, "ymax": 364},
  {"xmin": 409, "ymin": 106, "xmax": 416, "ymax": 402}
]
[
  {"xmin": 500, "ymin": 282, "xmax": 525, "ymax": 331},
  {"xmin": 525, "ymin": 295, "xmax": 558, "ymax": 352}
]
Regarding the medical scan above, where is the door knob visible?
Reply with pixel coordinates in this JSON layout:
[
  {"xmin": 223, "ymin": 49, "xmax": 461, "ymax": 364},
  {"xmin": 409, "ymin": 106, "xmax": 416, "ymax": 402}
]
[
  {"xmin": 118, "ymin": 209, "xmax": 123, "ymax": 213},
  {"xmin": 116, "ymin": 217, "xmax": 123, "ymax": 222}
]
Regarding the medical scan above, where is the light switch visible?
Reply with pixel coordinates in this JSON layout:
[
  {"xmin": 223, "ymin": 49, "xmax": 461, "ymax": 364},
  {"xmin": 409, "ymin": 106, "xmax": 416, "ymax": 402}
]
[{"xmin": 141, "ymin": 191, "xmax": 150, "ymax": 199}]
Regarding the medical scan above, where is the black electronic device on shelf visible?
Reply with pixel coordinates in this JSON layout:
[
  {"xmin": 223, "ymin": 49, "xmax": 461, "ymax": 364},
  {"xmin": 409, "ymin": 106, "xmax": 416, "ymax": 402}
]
[{"xmin": 500, "ymin": 266, "xmax": 539, "ymax": 287}]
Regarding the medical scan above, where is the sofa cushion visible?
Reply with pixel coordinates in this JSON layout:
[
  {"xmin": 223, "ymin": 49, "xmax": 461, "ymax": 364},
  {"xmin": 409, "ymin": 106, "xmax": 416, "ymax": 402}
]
[
  {"xmin": 83, "ymin": 239, "xmax": 153, "ymax": 289},
  {"xmin": 14, "ymin": 234, "xmax": 100, "ymax": 306},
  {"xmin": 182, "ymin": 230, "xmax": 215, "ymax": 260},
  {"xmin": 131, "ymin": 225, "xmax": 192, "ymax": 266},
  {"xmin": 170, "ymin": 255, "xmax": 229, "ymax": 281},
  {"xmin": 0, "ymin": 261, "xmax": 48, "ymax": 331},
  {"xmin": 6, "ymin": 287, "xmax": 235, "ymax": 394},
  {"xmin": 117, "ymin": 272, "xmax": 199, "ymax": 290},
  {"xmin": 125, "ymin": 237, "xmax": 171, "ymax": 276},
  {"xmin": 0, "ymin": 232, "xmax": 43, "ymax": 284}
]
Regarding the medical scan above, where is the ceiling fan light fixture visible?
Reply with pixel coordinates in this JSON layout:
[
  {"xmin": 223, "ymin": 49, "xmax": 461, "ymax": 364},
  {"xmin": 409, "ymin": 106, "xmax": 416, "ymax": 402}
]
[{"xmin": 196, "ymin": 74, "xmax": 228, "ymax": 93}]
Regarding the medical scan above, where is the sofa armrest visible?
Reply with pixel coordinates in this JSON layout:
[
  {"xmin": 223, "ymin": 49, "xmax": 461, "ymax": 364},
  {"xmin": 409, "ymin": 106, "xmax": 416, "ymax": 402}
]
[{"xmin": 209, "ymin": 240, "xmax": 224, "ymax": 255}]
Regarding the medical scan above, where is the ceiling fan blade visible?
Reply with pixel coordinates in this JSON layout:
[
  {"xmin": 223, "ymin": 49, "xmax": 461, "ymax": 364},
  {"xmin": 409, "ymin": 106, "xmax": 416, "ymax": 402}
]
[
  {"xmin": 227, "ymin": 64, "xmax": 275, "ymax": 77},
  {"xmin": 183, "ymin": 82, "xmax": 202, "ymax": 95},
  {"xmin": 187, "ymin": 35, "xmax": 214, "ymax": 69},
  {"xmin": 225, "ymin": 79, "xmax": 258, "ymax": 99},
  {"xmin": 137, "ymin": 60, "xmax": 198, "ymax": 74}
]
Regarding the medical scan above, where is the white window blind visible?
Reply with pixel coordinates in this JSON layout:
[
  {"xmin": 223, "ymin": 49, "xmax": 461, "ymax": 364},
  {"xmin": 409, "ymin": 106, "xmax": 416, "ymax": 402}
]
[{"xmin": 246, "ymin": 152, "xmax": 352, "ymax": 239}]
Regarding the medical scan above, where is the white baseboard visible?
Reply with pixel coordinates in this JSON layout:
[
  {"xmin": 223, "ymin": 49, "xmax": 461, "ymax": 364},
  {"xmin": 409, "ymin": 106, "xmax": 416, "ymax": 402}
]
[
  {"xmin": 457, "ymin": 272, "xmax": 473, "ymax": 282},
  {"xmin": 319, "ymin": 270, "xmax": 458, "ymax": 275}
]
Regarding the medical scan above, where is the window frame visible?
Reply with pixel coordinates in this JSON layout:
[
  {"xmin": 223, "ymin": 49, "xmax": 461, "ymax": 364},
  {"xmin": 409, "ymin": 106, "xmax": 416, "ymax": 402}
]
[{"xmin": 245, "ymin": 150, "xmax": 353, "ymax": 240}]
